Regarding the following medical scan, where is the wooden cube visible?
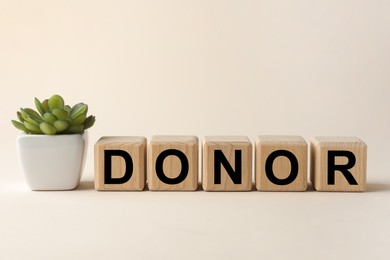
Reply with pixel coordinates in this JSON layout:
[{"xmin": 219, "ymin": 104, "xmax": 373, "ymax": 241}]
[
  {"xmin": 310, "ymin": 137, "xmax": 367, "ymax": 192},
  {"xmin": 94, "ymin": 136, "xmax": 146, "ymax": 191},
  {"xmin": 147, "ymin": 136, "xmax": 198, "ymax": 191},
  {"xmin": 256, "ymin": 136, "xmax": 307, "ymax": 191},
  {"xmin": 202, "ymin": 136, "xmax": 252, "ymax": 191}
]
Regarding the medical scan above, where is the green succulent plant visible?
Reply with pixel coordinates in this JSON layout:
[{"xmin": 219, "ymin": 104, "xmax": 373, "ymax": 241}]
[{"xmin": 11, "ymin": 95, "xmax": 96, "ymax": 135}]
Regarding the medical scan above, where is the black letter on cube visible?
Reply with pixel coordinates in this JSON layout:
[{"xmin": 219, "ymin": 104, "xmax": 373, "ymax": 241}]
[
  {"xmin": 214, "ymin": 150, "xmax": 242, "ymax": 184},
  {"xmin": 327, "ymin": 150, "xmax": 358, "ymax": 185},
  {"xmin": 104, "ymin": 150, "xmax": 133, "ymax": 184},
  {"xmin": 265, "ymin": 150, "xmax": 298, "ymax": 185},
  {"xmin": 155, "ymin": 149, "xmax": 189, "ymax": 185}
]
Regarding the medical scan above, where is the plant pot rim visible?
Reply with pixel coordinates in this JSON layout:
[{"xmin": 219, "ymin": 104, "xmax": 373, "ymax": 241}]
[{"xmin": 18, "ymin": 131, "xmax": 88, "ymax": 138}]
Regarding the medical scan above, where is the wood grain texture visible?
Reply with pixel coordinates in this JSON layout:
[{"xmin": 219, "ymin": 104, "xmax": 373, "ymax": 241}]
[
  {"xmin": 147, "ymin": 136, "xmax": 198, "ymax": 191},
  {"xmin": 255, "ymin": 135, "xmax": 307, "ymax": 191},
  {"xmin": 202, "ymin": 136, "xmax": 252, "ymax": 191},
  {"xmin": 94, "ymin": 136, "xmax": 146, "ymax": 191},
  {"xmin": 310, "ymin": 136, "xmax": 367, "ymax": 192}
]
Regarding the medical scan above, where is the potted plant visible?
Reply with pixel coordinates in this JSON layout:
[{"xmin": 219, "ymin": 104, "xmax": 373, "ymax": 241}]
[{"xmin": 11, "ymin": 95, "xmax": 96, "ymax": 190}]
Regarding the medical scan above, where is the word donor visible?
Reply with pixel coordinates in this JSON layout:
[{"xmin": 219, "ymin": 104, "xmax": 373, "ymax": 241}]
[{"xmin": 94, "ymin": 135, "xmax": 367, "ymax": 192}]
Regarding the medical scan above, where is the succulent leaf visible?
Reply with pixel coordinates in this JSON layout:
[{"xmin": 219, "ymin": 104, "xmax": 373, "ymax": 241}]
[
  {"xmin": 25, "ymin": 116, "xmax": 40, "ymax": 127},
  {"xmin": 72, "ymin": 114, "xmax": 86, "ymax": 126},
  {"xmin": 39, "ymin": 122, "xmax": 57, "ymax": 135},
  {"xmin": 43, "ymin": 112, "xmax": 57, "ymax": 124},
  {"xmin": 65, "ymin": 125, "xmax": 84, "ymax": 134},
  {"xmin": 42, "ymin": 99, "xmax": 49, "ymax": 112},
  {"xmin": 21, "ymin": 108, "xmax": 43, "ymax": 122},
  {"xmin": 34, "ymin": 98, "xmax": 46, "ymax": 116},
  {"xmin": 63, "ymin": 117, "xmax": 73, "ymax": 123},
  {"xmin": 69, "ymin": 103, "xmax": 87, "ymax": 119},
  {"xmin": 52, "ymin": 108, "xmax": 68, "ymax": 120},
  {"xmin": 17, "ymin": 111, "xmax": 24, "ymax": 122},
  {"xmin": 53, "ymin": 120, "xmax": 69, "ymax": 132},
  {"xmin": 24, "ymin": 121, "xmax": 41, "ymax": 133},
  {"xmin": 12, "ymin": 120, "xmax": 28, "ymax": 132},
  {"xmin": 48, "ymin": 95, "xmax": 64, "ymax": 111},
  {"xmin": 19, "ymin": 110, "xmax": 28, "ymax": 121},
  {"xmin": 64, "ymin": 105, "xmax": 71, "ymax": 112},
  {"xmin": 83, "ymin": 115, "xmax": 95, "ymax": 130}
]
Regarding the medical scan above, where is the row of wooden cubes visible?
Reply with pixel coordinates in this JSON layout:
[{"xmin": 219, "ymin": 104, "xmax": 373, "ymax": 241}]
[{"xmin": 94, "ymin": 135, "xmax": 367, "ymax": 192}]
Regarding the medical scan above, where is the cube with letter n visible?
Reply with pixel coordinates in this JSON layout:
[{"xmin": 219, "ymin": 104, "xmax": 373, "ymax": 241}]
[{"xmin": 202, "ymin": 136, "xmax": 252, "ymax": 191}]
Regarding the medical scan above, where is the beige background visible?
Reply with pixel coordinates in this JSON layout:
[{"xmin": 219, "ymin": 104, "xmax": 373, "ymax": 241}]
[{"xmin": 1, "ymin": 0, "xmax": 389, "ymax": 259}]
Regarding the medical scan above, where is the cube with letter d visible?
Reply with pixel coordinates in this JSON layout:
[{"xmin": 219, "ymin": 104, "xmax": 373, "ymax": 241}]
[{"xmin": 94, "ymin": 136, "xmax": 146, "ymax": 191}]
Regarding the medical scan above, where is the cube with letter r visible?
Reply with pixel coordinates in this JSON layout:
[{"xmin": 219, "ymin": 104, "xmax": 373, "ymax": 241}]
[{"xmin": 310, "ymin": 137, "xmax": 367, "ymax": 192}]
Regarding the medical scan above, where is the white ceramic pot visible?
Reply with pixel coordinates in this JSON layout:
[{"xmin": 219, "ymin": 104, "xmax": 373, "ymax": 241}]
[{"xmin": 17, "ymin": 132, "xmax": 88, "ymax": 190}]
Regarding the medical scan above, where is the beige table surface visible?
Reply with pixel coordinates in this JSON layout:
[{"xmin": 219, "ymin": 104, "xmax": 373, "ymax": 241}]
[{"xmin": 1, "ymin": 144, "xmax": 389, "ymax": 260}]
